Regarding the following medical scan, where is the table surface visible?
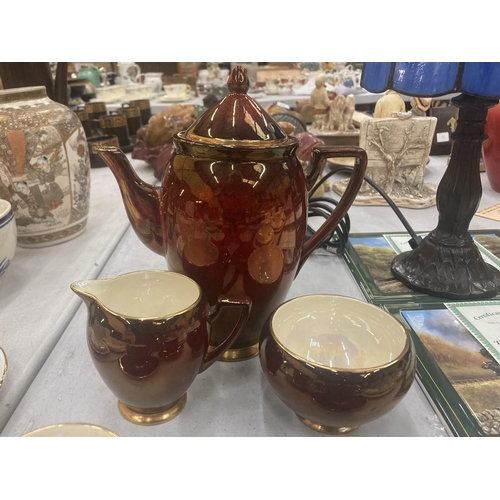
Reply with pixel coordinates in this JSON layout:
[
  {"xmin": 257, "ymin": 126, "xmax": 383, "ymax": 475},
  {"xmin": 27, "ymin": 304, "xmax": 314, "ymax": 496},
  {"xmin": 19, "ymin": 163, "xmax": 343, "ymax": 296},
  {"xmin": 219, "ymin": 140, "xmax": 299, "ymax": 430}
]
[
  {"xmin": 102, "ymin": 93, "xmax": 309, "ymax": 118},
  {"xmin": 102, "ymin": 90, "xmax": 458, "ymax": 116},
  {"xmin": 1, "ymin": 153, "xmax": 499, "ymax": 437}
]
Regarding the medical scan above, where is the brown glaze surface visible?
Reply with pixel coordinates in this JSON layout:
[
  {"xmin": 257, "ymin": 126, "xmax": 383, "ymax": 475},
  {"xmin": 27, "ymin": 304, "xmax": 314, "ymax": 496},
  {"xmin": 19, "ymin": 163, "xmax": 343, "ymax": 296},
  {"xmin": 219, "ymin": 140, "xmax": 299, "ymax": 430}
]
[
  {"xmin": 74, "ymin": 279, "xmax": 250, "ymax": 412},
  {"xmin": 98, "ymin": 147, "xmax": 164, "ymax": 256},
  {"xmin": 86, "ymin": 295, "xmax": 205, "ymax": 410},
  {"xmin": 164, "ymin": 151, "xmax": 304, "ymax": 350},
  {"xmin": 97, "ymin": 66, "xmax": 367, "ymax": 356},
  {"xmin": 259, "ymin": 311, "xmax": 416, "ymax": 432}
]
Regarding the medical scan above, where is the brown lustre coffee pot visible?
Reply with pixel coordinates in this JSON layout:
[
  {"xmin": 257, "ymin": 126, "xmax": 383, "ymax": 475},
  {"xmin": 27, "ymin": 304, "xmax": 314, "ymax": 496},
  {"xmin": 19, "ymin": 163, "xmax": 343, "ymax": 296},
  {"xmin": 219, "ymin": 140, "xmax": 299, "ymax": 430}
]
[{"xmin": 98, "ymin": 66, "xmax": 367, "ymax": 361}]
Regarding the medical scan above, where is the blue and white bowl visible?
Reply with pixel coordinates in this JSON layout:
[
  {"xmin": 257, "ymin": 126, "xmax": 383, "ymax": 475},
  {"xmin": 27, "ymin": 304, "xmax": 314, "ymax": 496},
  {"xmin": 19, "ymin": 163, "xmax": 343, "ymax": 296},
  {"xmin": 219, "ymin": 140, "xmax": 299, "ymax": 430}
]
[{"xmin": 0, "ymin": 199, "xmax": 17, "ymax": 277}]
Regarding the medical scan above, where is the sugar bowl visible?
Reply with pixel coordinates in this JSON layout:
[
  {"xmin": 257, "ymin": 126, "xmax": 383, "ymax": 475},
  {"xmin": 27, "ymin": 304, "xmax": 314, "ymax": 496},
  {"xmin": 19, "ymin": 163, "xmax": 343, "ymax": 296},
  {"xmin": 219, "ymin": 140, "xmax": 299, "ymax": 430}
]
[{"xmin": 259, "ymin": 294, "xmax": 416, "ymax": 434}]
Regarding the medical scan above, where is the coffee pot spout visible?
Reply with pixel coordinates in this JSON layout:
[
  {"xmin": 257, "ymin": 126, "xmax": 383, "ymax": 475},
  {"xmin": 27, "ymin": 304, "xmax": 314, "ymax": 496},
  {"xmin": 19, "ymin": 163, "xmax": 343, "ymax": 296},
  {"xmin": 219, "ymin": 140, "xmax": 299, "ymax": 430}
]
[{"xmin": 97, "ymin": 147, "xmax": 164, "ymax": 256}]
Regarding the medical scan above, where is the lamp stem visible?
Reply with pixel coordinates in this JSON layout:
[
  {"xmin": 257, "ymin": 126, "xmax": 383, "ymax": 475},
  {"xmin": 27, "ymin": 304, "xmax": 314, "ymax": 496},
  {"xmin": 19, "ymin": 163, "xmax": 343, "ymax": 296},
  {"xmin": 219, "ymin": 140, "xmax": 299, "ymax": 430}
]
[{"xmin": 391, "ymin": 93, "xmax": 500, "ymax": 299}]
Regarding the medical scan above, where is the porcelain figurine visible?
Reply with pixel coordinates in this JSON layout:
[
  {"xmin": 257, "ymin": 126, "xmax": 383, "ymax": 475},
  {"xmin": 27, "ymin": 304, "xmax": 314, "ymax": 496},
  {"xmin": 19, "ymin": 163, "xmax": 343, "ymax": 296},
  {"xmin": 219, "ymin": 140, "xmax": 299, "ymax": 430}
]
[
  {"xmin": 98, "ymin": 66, "xmax": 368, "ymax": 361},
  {"xmin": 392, "ymin": 97, "xmax": 432, "ymax": 120},
  {"xmin": 196, "ymin": 64, "xmax": 229, "ymax": 94},
  {"xmin": 264, "ymin": 79, "xmax": 279, "ymax": 95},
  {"xmin": 0, "ymin": 86, "xmax": 91, "ymax": 247},
  {"xmin": 373, "ymin": 90, "xmax": 406, "ymax": 118},
  {"xmin": 309, "ymin": 73, "xmax": 331, "ymax": 132},
  {"xmin": 343, "ymin": 94, "xmax": 357, "ymax": 131},
  {"xmin": 206, "ymin": 62, "xmax": 228, "ymax": 87},
  {"xmin": 313, "ymin": 92, "xmax": 358, "ymax": 137}
]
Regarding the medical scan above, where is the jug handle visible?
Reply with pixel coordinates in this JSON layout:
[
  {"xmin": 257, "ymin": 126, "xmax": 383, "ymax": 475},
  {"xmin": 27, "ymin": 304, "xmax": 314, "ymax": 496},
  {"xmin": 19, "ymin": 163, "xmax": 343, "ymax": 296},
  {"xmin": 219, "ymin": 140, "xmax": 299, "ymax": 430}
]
[
  {"xmin": 133, "ymin": 64, "xmax": 142, "ymax": 81},
  {"xmin": 298, "ymin": 145, "xmax": 367, "ymax": 275},
  {"xmin": 200, "ymin": 296, "xmax": 252, "ymax": 373}
]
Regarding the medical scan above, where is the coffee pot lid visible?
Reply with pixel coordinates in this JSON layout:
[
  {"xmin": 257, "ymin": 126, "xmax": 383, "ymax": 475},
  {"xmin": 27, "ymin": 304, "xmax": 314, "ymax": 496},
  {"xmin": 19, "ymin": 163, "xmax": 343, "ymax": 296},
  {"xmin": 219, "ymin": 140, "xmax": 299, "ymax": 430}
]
[{"xmin": 180, "ymin": 66, "xmax": 289, "ymax": 144}]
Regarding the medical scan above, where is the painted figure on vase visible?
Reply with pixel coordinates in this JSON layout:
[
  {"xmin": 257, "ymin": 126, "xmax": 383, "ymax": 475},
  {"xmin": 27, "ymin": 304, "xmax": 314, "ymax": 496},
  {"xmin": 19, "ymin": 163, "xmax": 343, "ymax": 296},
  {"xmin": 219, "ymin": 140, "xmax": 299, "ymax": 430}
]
[
  {"xmin": 34, "ymin": 155, "xmax": 65, "ymax": 210},
  {"xmin": 14, "ymin": 181, "xmax": 55, "ymax": 224}
]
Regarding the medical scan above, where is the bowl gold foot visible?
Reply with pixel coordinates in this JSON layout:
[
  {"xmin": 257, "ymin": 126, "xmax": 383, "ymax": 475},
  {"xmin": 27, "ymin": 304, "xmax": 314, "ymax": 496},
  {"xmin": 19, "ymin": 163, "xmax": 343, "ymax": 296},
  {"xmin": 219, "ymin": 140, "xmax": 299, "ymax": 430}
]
[
  {"xmin": 297, "ymin": 415, "xmax": 358, "ymax": 435},
  {"xmin": 218, "ymin": 342, "xmax": 260, "ymax": 362},
  {"xmin": 117, "ymin": 394, "xmax": 187, "ymax": 426}
]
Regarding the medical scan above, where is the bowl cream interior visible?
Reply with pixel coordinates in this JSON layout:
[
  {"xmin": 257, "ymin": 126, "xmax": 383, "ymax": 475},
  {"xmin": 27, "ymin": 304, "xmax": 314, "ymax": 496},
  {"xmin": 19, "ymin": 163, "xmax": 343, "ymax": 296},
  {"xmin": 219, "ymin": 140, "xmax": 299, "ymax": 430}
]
[
  {"xmin": 75, "ymin": 271, "xmax": 200, "ymax": 318},
  {"xmin": 272, "ymin": 295, "xmax": 407, "ymax": 370}
]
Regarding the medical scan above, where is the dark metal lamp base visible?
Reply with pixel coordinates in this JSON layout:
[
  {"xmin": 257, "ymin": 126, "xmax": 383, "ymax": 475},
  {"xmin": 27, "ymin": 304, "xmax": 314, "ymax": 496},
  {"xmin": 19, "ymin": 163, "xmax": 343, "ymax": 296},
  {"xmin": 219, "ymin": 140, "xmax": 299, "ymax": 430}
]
[
  {"xmin": 390, "ymin": 93, "xmax": 500, "ymax": 301},
  {"xmin": 391, "ymin": 230, "xmax": 500, "ymax": 300}
]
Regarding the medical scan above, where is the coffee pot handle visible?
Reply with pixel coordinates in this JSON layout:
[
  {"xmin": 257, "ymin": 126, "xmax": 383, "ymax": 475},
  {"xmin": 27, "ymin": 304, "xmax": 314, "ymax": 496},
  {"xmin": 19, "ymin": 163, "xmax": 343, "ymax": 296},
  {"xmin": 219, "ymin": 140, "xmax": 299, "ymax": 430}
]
[
  {"xmin": 200, "ymin": 296, "xmax": 252, "ymax": 372},
  {"xmin": 298, "ymin": 146, "xmax": 367, "ymax": 274}
]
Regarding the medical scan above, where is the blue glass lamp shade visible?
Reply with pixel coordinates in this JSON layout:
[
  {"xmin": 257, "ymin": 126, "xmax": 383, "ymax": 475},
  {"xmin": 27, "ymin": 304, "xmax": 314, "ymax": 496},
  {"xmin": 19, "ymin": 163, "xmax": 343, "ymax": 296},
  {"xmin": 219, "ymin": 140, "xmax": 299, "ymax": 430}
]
[{"xmin": 361, "ymin": 62, "xmax": 500, "ymax": 98}]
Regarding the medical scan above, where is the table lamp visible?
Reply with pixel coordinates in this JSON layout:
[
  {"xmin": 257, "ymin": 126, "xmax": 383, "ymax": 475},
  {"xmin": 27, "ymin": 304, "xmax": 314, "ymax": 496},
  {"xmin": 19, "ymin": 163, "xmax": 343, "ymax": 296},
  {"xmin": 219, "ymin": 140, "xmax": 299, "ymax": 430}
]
[{"xmin": 361, "ymin": 62, "xmax": 500, "ymax": 299}]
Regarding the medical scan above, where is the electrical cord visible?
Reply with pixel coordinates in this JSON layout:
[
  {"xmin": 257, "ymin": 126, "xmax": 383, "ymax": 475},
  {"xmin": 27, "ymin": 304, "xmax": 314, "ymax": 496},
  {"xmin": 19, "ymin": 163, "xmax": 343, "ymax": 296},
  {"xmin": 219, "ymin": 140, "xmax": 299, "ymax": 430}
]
[{"xmin": 306, "ymin": 164, "xmax": 423, "ymax": 255}]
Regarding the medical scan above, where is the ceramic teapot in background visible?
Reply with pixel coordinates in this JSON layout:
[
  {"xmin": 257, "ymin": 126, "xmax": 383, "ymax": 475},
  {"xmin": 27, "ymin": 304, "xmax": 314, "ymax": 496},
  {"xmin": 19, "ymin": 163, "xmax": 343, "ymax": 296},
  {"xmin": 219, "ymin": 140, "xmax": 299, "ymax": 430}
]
[
  {"xmin": 77, "ymin": 65, "xmax": 106, "ymax": 89},
  {"xmin": 98, "ymin": 66, "xmax": 367, "ymax": 361}
]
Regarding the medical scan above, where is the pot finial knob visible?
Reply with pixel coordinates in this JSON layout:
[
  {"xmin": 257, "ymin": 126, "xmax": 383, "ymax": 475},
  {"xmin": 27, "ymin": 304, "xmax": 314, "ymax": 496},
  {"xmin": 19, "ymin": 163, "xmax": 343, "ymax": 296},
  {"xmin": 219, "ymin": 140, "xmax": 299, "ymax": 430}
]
[{"xmin": 228, "ymin": 66, "xmax": 249, "ymax": 94}]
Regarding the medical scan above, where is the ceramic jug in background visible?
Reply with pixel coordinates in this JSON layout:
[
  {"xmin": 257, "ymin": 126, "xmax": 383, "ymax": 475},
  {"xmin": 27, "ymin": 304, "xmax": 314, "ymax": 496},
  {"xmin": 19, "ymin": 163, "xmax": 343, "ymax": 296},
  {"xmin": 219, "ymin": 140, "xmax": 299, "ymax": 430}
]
[
  {"xmin": 142, "ymin": 72, "xmax": 164, "ymax": 94},
  {"xmin": 0, "ymin": 86, "xmax": 91, "ymax": 247},
  {"xmin": 117, "ymin": 62, "xmax": 142, "ymax": 85},
  {"xmin": 97, "ymin": 66, "xmax": 367, "ymax": 362},
  {"xmin": 71, "ymin": 270, "xmax": 251, "ymax": 425}
]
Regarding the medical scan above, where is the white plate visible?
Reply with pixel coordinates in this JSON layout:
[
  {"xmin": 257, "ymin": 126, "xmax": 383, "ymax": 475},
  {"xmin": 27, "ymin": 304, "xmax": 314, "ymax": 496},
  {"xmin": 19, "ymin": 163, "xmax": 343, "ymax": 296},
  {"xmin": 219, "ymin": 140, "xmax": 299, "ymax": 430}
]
[
  {"xmin": 0, "ymin": 347, "xmax": 6, "ymax": 390},
  {"xmin": 158, "ymin": 95, "xmax": 192, "ymax": 103},
  {"xmin": 22, "ymin": 423, "xmax": 118, "ymax": 437}
]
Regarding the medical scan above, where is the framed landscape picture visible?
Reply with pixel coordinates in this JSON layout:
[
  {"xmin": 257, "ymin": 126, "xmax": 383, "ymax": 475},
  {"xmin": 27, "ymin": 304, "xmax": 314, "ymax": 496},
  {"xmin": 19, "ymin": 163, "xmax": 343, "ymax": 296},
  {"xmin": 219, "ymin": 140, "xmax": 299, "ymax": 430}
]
[{"xmin": 341, "ymin": 230, "xmax": 500, "ymax": 436}]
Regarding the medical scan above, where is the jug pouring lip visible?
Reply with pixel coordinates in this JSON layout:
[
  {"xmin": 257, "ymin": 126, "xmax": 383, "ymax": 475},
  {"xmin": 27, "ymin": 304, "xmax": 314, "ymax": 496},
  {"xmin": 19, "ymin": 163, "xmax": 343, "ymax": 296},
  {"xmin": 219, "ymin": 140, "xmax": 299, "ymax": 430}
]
[{"xmin": 70, "ymin": 269, "xmax": 203, "ymax": 322}]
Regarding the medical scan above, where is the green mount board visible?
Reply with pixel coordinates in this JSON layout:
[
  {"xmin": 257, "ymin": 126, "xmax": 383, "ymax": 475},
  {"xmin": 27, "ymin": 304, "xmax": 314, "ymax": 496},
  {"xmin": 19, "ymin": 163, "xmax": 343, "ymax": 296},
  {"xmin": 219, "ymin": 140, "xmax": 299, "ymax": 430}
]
[{"xmin": 342, "ymin": 230, "xmax": 500, "ymax": 436}]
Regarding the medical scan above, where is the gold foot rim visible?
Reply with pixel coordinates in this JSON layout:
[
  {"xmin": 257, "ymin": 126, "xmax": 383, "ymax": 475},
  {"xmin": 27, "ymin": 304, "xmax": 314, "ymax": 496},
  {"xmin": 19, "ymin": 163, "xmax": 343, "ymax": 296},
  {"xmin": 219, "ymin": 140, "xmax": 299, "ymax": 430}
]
[
  {"xmin": 117, "ymin": 394, "xmax": 187, "ymax": 426},
  {"xmin": 297, "ymin": 415, "xmax": 358, "ymax": 435},
  {"xmin": 218, "ymin": 342, "xmax": 260, "ymax": 362}
]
